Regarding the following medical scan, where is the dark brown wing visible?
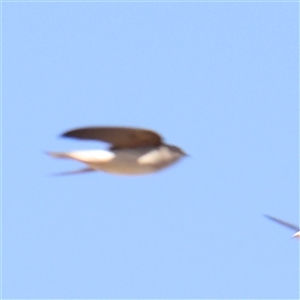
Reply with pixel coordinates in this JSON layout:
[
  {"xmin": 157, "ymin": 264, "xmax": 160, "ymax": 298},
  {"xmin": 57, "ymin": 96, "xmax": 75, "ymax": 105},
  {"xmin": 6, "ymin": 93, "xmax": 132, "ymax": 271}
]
[
  {"xmin": 264, "ymin": 215, "xmax": 300, "ymax": 231},
  {"xmin": 61, "ymin": 126, "xmax": 163, "ymax": 149}
]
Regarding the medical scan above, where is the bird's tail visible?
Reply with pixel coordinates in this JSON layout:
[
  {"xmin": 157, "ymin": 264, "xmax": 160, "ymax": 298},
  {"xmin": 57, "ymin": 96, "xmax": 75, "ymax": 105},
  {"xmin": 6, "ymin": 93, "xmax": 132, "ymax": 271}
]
[
  {"xmin": 46, "ymin": 151, "xmax": 71, "ymax": 159},
  {"xmin": 51, "ymin": 168, "xmax": 95, "ymax": 176}
]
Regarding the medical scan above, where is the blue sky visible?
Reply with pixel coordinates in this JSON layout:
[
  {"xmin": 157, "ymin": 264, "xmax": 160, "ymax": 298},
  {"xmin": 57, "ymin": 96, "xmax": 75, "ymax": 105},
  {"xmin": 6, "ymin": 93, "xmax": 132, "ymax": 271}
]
[{"xmin": 2, "ymin": 2, "xmax": 299, "ymax": 299}]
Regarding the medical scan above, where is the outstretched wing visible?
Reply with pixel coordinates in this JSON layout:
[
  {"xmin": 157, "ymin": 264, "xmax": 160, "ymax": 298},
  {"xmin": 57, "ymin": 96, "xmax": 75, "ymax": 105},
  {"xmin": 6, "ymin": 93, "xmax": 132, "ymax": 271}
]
[
  {"xmin": 61, "ymin": 126, "xmax": 163, "ymax": 149},
  {"xmin": 264, "ymin": 215, "xmax": 300, "ymax": 231}
]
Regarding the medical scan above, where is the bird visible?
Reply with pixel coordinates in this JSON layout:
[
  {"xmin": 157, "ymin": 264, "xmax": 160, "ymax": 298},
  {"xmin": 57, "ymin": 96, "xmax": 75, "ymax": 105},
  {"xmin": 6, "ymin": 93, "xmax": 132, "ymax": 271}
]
[
  {"xmin": 264, "ymin": 215, "xmax": 300, "ymax": 239},
  {"xmin": 47, "ymin": 126, "xmax": 187, "ymax": 176}
]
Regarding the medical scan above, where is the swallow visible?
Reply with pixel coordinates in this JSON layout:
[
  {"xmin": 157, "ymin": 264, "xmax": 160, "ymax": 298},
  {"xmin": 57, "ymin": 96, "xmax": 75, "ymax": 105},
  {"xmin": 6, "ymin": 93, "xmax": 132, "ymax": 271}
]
[
  {"xmin": 47, "ymin": 126, "xmax": 187, "ymax": 175},
  {"xmin": 264, "ymin": 215, "xmax": 300, "ymax": 239}
]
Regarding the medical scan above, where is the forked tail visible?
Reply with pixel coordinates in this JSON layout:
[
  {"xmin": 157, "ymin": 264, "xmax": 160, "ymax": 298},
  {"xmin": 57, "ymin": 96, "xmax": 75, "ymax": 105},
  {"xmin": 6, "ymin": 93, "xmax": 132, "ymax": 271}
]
[
  {"xmin": 51, "ymin": 168, "xmax": 95, "ymax": 176},
  {"xmin": 46, "ymin": 151, "xmax": 70, "ymax": 159}
]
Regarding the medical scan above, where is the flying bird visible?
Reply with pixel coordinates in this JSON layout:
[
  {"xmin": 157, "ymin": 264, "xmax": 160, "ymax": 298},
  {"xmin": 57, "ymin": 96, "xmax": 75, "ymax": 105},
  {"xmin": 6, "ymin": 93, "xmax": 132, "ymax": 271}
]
[
  {"xmin": 47, "ymin": 126, "xmax": 187, "ymax": 175},
  {"xmin": 264, "ymin": 215, "xmax": 300, "ymax": 239}
]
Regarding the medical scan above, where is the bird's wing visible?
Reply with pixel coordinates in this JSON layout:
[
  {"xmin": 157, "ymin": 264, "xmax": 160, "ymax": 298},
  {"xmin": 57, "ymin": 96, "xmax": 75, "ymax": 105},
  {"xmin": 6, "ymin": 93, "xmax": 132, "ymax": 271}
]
[
  {"xmin": 264, "ymin": 215, "xmax": 300, "ymax": 231},
  {"xmin": 61, "ymin": 127, "xmax": 162, "ymax": 149}
]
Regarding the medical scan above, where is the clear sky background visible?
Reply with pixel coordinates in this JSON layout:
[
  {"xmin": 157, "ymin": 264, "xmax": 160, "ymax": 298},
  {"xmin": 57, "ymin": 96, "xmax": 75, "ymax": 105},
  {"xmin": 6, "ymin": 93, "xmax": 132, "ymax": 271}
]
[{"xmin": 2, "ymin": 2, "xmax": 299, "ymax": 299}]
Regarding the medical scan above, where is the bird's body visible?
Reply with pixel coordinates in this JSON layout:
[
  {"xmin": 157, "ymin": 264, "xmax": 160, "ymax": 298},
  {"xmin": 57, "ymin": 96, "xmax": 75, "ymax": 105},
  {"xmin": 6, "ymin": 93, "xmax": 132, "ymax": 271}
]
[{"xmin": 48, "ymin": 126, "xmax": 186, "ymax": 175}]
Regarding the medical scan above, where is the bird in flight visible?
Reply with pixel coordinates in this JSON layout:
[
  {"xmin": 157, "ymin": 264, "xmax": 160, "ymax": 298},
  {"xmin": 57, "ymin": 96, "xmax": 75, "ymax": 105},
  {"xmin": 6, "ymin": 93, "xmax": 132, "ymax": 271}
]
[
  {"xmin": 264, "ymin": 215, "xmax": 300, "ymax": 239},
  {"xmin": 47, "ymin": 126, "xmax": 187, "ymax": 175}
]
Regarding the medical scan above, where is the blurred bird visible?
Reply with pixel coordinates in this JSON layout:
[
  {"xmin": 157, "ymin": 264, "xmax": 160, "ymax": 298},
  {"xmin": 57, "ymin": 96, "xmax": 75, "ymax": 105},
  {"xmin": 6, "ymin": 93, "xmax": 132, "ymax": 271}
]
[
  {"xmin": 264, "ymin": 215, "xmax": 300, "ymax": 239},
  {"xmin": 47, "ymin": 126, "xmax": 187, "ymax": 176}
]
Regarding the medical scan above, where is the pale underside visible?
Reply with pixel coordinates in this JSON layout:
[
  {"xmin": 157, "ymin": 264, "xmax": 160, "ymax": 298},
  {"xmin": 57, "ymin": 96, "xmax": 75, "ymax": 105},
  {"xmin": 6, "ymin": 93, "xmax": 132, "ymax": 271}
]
[{"xmin": 49, "ymin": 146, "xmax": 182, "ymax": 175}]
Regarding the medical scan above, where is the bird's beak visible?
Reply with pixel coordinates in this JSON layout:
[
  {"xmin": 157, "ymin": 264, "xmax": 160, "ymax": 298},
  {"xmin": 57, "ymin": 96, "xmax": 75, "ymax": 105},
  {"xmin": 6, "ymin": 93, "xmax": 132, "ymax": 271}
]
[
  {"xmin": 292, "ymin": 232, "xmax": 300, "ymax": 239},
  {"xmin": 181, "ymin": 150, "xmax": 189, "ymax": 157}
]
